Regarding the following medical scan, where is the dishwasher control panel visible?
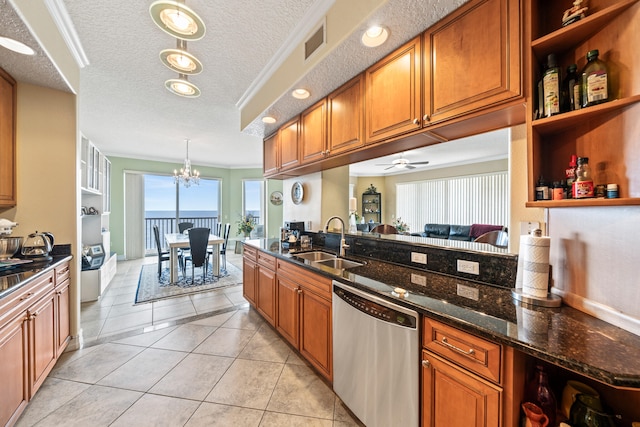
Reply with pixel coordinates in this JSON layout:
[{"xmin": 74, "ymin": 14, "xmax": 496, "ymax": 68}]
[{"xmin": 334, "ymin": 286, "xmax": 417, "ymax": 328}]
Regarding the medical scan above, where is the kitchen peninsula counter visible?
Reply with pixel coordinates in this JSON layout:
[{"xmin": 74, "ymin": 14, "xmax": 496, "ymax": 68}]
[
  {"xmin": 0, "ymin": 255, "xmax": 73, "ymax": 301},
  {"xmin": 245, "ymin": 238, "xmax": 640, "ymax": 388}
]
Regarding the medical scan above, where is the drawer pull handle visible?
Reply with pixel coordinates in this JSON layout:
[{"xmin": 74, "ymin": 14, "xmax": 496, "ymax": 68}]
[
  {"xmin": 20, "ymin": 292, "xmax": 34, "ymax": 301},
  {"xmin": 297, "ymin": 288, "xmax": 303, "ymax": 294},
  {"xmin": 441, "ymin": 337, "xmax": 475, "ymax": 356},
  {"xmin": 422, "ymin": 359, "xmax": 431, "ymax": 368}
]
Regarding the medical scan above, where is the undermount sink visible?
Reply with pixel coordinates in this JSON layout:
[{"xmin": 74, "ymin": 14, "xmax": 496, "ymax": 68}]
[
  {"xmin": 294, "ymin": 251, "xmax": 337, "ymax": 261},
  {"xmin": 314, "ymin": 258, "xmax": 364, "ymax": 270}
]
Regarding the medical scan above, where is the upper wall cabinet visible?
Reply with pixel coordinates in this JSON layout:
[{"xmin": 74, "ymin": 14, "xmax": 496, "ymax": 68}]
[
  {"xmin": 423, "ymin": 0, "xmax": 522, "ymax": 126},
  {"xmin": 300, "ymin": 99, "xmax": 327, "ymax": 165},
  {"xmin": 365, "ymin": 36, "xmax": 422, "ymax": 144},
  {"xmin": 526, "ymin": 0, "xmax": 640, "ymax": 207},
  {"xmin": 263, "ymin": 133, "xmax": 279, "ymax": 177},
  {"xmin": 279, "ymin": 117, "xmax": 301, "ymax": 172},
  {"xmin": 0, "ymin": 68, "xmax": 16, "ymax": 208},
  {"xmin": 328, "ymin": 74, "xmax": 366, "ymax": 156}
]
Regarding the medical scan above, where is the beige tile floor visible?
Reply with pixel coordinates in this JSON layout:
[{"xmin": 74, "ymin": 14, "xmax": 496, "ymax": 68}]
[{"xmin": 16, "ymin": 253, "xmax": 363, "ymax": 427}]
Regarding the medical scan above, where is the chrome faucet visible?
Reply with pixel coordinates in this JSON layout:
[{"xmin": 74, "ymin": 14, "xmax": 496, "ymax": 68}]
[{"xmin": 324, "ymin": 216, "xmax": 350, "ymax": 257}]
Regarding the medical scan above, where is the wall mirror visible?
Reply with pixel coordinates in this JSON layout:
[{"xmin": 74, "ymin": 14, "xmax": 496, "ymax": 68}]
[{"xmin": 347, "ymin": 128, "xmax": 512, "ymax": 254}]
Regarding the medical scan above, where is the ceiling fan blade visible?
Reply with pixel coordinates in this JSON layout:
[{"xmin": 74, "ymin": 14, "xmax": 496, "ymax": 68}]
[
  {"xmin": 375, "ymin": 163, "xmax": 393, "ymax": 166},
  {"xmin": 384, "ymin": 165, "xmax": 396, "ymax": 170},
  {"xmin": 405, "ymin": 165, "xmax": 416, "ymax": 169},
  {"xmin": 412, "ymin": 161, "xmax": 430, "ymax": 165}
]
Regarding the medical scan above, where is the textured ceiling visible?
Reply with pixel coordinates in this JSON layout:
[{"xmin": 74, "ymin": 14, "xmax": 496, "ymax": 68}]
[{"xmin": 0, "ymin": 0, "xmax": 504, "ymax": 173}]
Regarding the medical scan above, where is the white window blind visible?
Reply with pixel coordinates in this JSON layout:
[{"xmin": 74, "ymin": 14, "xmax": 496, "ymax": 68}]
[{"xmin": 396, "ymin": 172, "xmax": 508, "ymax": 233}]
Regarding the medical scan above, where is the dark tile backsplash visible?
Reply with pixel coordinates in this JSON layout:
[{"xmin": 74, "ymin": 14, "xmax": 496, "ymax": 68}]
[{"xmin": 307, "ymin": 231, "xmax": 518, "ymax": 288}]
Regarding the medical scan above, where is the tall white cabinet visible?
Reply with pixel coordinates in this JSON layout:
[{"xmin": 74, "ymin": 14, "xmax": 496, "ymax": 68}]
[{"xmin": 80, "ymin": 136, "xmax": 116, "ymax": 302}]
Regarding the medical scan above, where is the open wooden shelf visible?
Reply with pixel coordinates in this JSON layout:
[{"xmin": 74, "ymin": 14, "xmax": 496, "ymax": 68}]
[
  {"xmin": 526, "ymin": 197, "xmax": 640, "ymax": 208},
  {"xmin": 531, "ymin": 94, "xmax": 640, "ymax": 136},
  {"xmin": 531, "ymin": 0, "xmax": 640, "ymax": 58}
]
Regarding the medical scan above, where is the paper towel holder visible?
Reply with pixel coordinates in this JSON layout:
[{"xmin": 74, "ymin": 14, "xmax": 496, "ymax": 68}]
[{"xmin": 512, "ymin": 289, "xmax": 562, "ymax": 307}]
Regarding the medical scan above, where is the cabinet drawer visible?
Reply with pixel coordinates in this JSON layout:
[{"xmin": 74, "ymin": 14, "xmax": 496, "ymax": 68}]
[
  {"xmin": 0, "ymin": 272, "xmax": 55, "ymax": 327},
  {"xmin": 257, "ymin": 251, "xmax": 276, "ymax": 270},
  {"xmin": 55, "ymin": 262, "xmax": 70, "ymax": 286},
  {"xmin": 423, "ymin": 317, "xmax": 501, "ymax": 384},
  {"xmin": 277, "ymin": 259, "xmax": 332, "ymax": 301},
  {"xmin": 243, "ymin": 245, "xmax": 257, "ymax": 262}
]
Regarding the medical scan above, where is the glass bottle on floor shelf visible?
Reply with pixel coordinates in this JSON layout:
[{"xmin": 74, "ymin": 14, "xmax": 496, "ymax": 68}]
[{"xmin": 524, "ymin": 365, "xmax": 557, "ymax": 427}]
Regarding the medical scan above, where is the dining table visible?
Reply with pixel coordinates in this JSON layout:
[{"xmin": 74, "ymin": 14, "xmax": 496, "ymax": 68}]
[{"xmin": 164, "ymin": 232, "xmax": 225, "ymax": 284}]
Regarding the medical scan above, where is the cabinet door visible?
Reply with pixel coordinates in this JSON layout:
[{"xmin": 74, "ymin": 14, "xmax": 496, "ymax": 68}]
[
  {"xmin": 256, "ymin": 266, "xmax": 276, "ymax": 326},
  {"xmin": 0, "ymin": 68, "xmax": 16, "ymax": 207},
  {"xmin": 365, "ymin": 36, "xmax": 422, "ymax": 144},
  {"xmin": 275, "ymin": 275, "xmax": 299, "ymax": 348},
  {"xmin": 299, "ymin": 288, "xmax": 332, "ymax": 381},
  {"xmin": 28, "ymin": 292, "xmax": 57, "ymax": 396},
  {"xmin": 422, "ymin": 350, "xmax": 501, "ymax": 427},
  {"xmin": 300, "ymin": 99, "xmax": 327, "ymax": 165},
  {"xmin": 328, "ymin": 74, "xmax": 365, "ymax": 155},
  {"xmin": 423, "ymin": 0, "xmax": 521, "ymax": 126},
  {"xmin": 0, "ymin": 313, "xmax": 28, "ymax": 427},
  {"xmin": 263, "ymin": 133, "xmax": 278, "ymax": 176},
  {"xmin": 279, "ymin": 117, "xmax": 300, "ymax": 171},
  {"xmin": 242, "ymin": 259, "xmax": 257, "ymax": 306},
  {"xmin": 55, "ymin": 279, "xmax": 71, "ymax": 355}
]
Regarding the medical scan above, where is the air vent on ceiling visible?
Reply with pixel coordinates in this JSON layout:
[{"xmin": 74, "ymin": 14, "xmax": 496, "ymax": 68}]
[{"xmin": 305, "ymin": 19, "xmax": 326, "ymax": 61}]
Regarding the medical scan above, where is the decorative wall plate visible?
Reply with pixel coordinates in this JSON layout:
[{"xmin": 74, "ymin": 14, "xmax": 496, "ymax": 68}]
[
  {"xmin": 291, "ymin": 181, "xmax": 304, "ymax": 205},
  {"xmin": 270, "ymin": 191, "xmax": 283, "ymax": 206}
]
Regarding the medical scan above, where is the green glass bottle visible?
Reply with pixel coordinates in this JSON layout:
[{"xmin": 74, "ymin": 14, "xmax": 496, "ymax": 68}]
[
  {"xmin": 581, "ymin": 49, "xmax": 609, "ymax": 108},
  {"xmin": 561, "ymin": 64, "xmax": 578, "ymax": 112},
  {"xmin": 543, "ymin": 53, "xmax": 561, "ymax": 117}
]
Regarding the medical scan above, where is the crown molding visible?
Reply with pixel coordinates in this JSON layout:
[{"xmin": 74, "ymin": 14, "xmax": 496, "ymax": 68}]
[{"xmin": 45, "ymin": 0, "xmax": 89, "ymax": 68}]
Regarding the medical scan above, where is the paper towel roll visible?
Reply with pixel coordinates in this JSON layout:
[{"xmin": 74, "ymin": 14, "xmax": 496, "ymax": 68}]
[{"xmin": 518, "ymin": 233, "xmax": 551, "ymax": 298}]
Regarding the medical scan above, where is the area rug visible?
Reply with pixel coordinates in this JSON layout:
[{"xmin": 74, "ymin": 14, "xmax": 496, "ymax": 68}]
[{"xmin": 135, "ymin": 262, "xmax": 243, "ymax": 304}]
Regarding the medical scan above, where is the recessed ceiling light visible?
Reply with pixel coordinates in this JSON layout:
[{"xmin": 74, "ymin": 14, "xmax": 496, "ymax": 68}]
[
  {"xmin": 0, "ymin": 36, "xmax": 35, "ymax": 55},
  {"xmin": 262, "ymin": 116, "xmax": 277, "ymax": 124},
  {"xmin": 292, "ymin": 88, "xmax": 310, "ymax": 99},
  {"xmin": 361, "ymin": 26, "xmax": 389, "ymax": 48},
  {"xmin": 160, "ymin": 48, "xmax": 203, "ymax": 74},
  {"xmin": 165, "ymin": 76, "xmax": 201, "ymax": 97},
  {"xmin": 150, "ymin": 1, "xmax": 206, "ymax": 41}
]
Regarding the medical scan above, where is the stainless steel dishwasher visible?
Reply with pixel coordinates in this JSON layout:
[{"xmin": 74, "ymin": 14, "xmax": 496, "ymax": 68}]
[{"xmin": 332, "ymin": 281, "xmax": 419, "ymax": 427}]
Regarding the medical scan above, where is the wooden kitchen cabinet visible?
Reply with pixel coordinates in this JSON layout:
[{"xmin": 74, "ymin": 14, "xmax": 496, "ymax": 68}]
[
  {"xmin": 278, "ymin": 117, "xmax": 300, "ymax": 171},
  {"xmin": 365, "ymin": 36, "xmax": 422, "ymax": 144},
  {"xmin": 275, "ymin": 274, "xmax": 299, "ymax": 347},
  {"xmin": 263, "ymin": 133, "xmax": 278, "ymax": 177},
  {"xmin": 300, "ymin": 98, "xmax": 327, "ymax": 165},
  {"xmin": 327, "ymin": 74, "xmax": 365, "ymax": 155},
  {"xmin": 423, "ymin": 0, "xmax": 522, "ymax": 127},
  {"xmin": 54, "ymin": 261, "xmax": 71, "ymax": 355},
  {"xmin": 422, "ymin": 350, "xmax": 501, "ymax": 427},
  {"xmin": 256, "ymin": 252, "xmax": 277, "ymax": 326},
  {"xmin": 526, "ymin": 0, "xmax": 640, "ymax": 207},
  {"xmin": 0, "ymin": 67, "xmax": 17, "ymax": 207},
  {"xmin": 0, "ymin": 311, "xmax": 28, "ymax": 427},
  {"xmin": 242, "ymin": 245, "xmax": 258, "ymax": 306},
  {"xmin": 28, "ymin": 290, "xmax": 57, "ymax": 396}
]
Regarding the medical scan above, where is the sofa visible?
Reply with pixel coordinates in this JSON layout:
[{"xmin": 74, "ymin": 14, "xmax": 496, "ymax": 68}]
[{"xmin": 411, "ymin": 223, "xmax": 505, "ymax": 241}]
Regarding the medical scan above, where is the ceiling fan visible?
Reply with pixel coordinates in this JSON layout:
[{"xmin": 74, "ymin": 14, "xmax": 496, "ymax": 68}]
[{"xmin": 375, "ymin": 154, "xmax": 430, "ymax": 170}]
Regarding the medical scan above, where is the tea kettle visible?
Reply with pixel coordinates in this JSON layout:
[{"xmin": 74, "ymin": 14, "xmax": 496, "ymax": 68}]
[{"xmin": 21, "ymin": 231, "xmax": 55, "ymax": 261}]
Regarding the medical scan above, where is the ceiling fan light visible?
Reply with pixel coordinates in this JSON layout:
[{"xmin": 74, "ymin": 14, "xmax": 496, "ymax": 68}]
[
  {"xmin": 150, "ymin": 1, "xmax": 206, "ymax": 41},
  {"xmin": 362, "ymin": 25, "xmax": 389, "ymax": 47},
  {"xmin": 165, "ymin": 77, "xmax": 201, "ymax": 97},
  {"xmin": 0, "ymin": 36, "xmax": 35, "ymax": 55},
  {"xmin": 160, "ymin": 48, "xmax": 203, "ymax": 74}
]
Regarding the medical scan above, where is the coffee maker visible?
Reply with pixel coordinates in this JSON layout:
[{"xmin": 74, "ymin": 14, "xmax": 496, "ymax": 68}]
[{"xmin": 281, "ymin": 221, "xmax": 305, "ymax": 244}]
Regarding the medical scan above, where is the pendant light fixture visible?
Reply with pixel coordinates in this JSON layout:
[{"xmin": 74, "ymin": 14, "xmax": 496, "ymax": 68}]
[
  {"xmin": 174, "ymin": 139, "xmax": 200, "ymax": 187},
  {"xmin": 160, "ymin": 40, "xmax": 203, "ymax": 75}
]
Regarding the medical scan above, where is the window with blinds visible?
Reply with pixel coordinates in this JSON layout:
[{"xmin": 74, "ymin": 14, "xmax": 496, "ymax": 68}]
[{"xmin": 396, "ymin": 172, "xmax": 508, "ymax": 233}]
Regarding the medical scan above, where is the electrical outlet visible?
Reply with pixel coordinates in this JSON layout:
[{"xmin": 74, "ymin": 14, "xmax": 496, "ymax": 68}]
[
  {"xmin": 457, "ymin": 260, "xmax": 479, "ymax": 275},
  {"xmin": 411, "ymin": 273, "xmax": 427, "ymax": 286},
  {"xmin": 456, "ymin": 284, "xmax": 479, "ymax": 301},
  {"xmin": 411, "ymin": 252, "xmax": 427, "ymax": 264}
]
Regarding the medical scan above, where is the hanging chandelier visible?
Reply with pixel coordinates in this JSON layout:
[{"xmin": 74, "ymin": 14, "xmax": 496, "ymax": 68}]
[{"xmin": 174, "ymin": 139, "xmax": 200, "ymax": 187}]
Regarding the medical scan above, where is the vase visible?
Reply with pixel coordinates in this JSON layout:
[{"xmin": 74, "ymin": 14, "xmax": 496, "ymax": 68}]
[
  {"xmin": 243, "ymin": 231, "xmax": 250, "ymax": 238},
  {"xmin": 522, "ymin": 402, "xmax": 549, "ymax": 427}
]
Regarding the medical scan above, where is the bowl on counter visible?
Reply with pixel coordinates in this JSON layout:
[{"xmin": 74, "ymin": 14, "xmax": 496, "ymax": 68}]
[{"xmin": 0, "ymin": 236, "xmax": 23, "ymax": 260}]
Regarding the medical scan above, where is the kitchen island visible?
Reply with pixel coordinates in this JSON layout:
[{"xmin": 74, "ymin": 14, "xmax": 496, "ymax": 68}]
[{"xmin": 243, "ymin": 236, "xmax": 640, "ymax": 424}]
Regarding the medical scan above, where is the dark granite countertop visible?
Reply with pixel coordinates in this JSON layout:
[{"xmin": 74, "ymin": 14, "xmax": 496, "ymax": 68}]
[
  {"xmin": 245, "ymin": 238, "xmax": 640, "ymax": 388},
  {"xmin": 0, "ymin": 255, "xmax": 73, "ymax": 300}
]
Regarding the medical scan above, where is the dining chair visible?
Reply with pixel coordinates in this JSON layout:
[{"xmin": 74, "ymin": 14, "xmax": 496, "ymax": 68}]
[
  {"xmin": 215, "ymin": 222, "xmax": 222, "ymax": 237},
  {"xmin": 183, "ymin": 227, "xmax": 210, "ymax": 284},
  {"xmin": 152, "ymin": 225, "xmax": 170, "ymax": 279},
  {"xmin": 178, "ymin": 222, "xmax": 194, "ymax": 233},
  {"xmin": 219, "ymin": 223, "xmax": 231, "ymax": 273},
  {"xmin": 473, "ymin": 230, "xmax": 508, "ymax": 248}
]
